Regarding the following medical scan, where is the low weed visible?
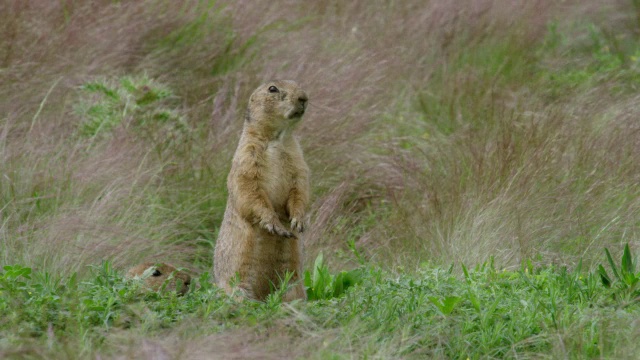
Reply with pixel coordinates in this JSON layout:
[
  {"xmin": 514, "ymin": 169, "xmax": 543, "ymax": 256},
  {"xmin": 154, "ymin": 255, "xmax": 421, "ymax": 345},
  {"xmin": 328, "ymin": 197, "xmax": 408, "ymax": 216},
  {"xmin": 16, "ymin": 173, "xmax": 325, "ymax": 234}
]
[
  {"xmin": 303, "ymin": 252, "xmax": 362, "ymax": 301},
  {"xmin": 598, "ymin": 243, "xmax": 640, "ymax": 303}
]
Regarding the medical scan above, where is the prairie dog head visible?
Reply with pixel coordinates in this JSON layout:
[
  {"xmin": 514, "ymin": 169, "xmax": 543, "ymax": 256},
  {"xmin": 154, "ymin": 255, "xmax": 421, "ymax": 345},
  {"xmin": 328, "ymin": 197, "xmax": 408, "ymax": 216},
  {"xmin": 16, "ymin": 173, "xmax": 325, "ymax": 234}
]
[
  {"xmin": 247, "ymin": 80, "xmax": 309, "ymax": 129},
  {"xmin": 126, "ymin": 262, "xmax": 191, "ymax": 296}
]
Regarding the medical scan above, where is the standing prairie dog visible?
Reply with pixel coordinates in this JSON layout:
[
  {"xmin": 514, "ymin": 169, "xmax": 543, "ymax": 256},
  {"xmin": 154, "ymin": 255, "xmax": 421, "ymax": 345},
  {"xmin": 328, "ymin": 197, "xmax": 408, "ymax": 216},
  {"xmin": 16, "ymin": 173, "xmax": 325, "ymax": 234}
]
[{"xmin": 214, "ymin": 80, "xmax": 310, "ymax": 301}]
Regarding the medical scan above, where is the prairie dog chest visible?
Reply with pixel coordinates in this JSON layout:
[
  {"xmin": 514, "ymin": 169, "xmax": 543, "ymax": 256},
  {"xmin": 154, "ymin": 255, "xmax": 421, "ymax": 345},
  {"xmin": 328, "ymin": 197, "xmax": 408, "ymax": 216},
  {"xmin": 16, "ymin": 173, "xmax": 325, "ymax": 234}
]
[{"xmin": 262, "ymin": 141, "xmax": 292, "ymax": 208}]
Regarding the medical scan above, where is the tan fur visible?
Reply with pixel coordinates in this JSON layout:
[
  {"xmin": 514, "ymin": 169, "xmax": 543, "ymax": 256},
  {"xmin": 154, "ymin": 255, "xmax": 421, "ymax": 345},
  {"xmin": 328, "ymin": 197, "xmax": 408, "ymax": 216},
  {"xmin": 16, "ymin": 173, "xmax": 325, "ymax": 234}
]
[
  {"xmin": 214, "ymin": 80, "xmax": 310, "ymax": 301},
  {"xmin": 126, "ymin": 262, "xmax": 192, "ymax": 296}
]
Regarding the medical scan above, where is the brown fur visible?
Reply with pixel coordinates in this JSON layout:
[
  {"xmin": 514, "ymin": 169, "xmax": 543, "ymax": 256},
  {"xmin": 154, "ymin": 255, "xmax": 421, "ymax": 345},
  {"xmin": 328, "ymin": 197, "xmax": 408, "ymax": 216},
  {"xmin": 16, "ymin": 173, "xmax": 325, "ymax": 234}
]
[
  {"xmin": 126, "ymin": 262, "xmax": 192, "ymax": 296},
  {"xmin": 214, "ymin": 80, "xmax": 310, "ymax": 301}
]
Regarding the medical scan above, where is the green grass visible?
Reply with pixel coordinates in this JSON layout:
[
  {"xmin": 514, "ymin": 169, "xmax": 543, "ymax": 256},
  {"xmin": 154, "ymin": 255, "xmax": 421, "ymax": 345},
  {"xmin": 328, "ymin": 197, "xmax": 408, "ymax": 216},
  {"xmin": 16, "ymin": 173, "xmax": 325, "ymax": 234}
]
[
  {"xmin": 2, "ymin": 247, "xmax": 640, "ymax": 358},
  {"xmin": 540, "ymin": 21, "xmax": 640, "ymax": 98}
]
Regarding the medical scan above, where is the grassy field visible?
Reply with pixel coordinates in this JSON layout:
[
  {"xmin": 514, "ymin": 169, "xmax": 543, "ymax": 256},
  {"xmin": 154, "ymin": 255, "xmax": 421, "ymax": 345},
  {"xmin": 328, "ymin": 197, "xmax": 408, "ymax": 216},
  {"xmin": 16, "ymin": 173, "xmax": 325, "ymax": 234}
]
[{"xmin": 1, "ymin": 0, "xmax": 640, "ymax": 358}]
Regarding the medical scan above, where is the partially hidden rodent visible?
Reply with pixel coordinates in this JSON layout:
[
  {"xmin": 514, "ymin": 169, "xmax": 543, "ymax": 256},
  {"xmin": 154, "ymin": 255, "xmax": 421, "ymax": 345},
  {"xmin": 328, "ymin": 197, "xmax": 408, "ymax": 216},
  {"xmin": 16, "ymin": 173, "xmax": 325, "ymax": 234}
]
[{"xmin": 126, "ymin": 262, "xmax": 191, "ymax": 295}]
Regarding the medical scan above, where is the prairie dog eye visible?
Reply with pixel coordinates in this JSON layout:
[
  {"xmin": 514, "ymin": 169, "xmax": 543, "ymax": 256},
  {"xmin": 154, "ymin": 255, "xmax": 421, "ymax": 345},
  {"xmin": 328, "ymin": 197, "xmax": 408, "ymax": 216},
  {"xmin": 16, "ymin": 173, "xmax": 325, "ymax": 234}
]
[
  {"xmin": 268, "ymin": 86, "xmax": 279, "ymax": 93},
  {"xmin": 152, "ymin": 269, "xmax": 162, "ymax": 277}
]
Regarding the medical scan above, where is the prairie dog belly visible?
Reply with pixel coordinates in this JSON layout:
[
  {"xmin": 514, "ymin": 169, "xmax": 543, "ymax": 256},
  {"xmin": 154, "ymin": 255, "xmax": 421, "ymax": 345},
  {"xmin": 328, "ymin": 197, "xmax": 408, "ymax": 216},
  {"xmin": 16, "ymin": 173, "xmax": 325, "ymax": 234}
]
[
  {"xmin": 249, "ymin": 229, "xmax": 301, "ymax": 299},
  {"xmin": 263, "ymin": 142, "xmax": 291, "ymax": 214}
]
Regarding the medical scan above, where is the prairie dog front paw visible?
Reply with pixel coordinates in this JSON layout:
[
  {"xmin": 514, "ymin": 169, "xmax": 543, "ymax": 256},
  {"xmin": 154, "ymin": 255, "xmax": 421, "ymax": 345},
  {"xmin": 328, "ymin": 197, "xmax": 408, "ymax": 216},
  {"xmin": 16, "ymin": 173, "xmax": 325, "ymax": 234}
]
[
  {"xmin": 290, "ymin": 217, "xmax": 308, "ymax": 233},
  {"xmin": 261, "ymin": 218, "xmax": 293, "ymax": 238}
]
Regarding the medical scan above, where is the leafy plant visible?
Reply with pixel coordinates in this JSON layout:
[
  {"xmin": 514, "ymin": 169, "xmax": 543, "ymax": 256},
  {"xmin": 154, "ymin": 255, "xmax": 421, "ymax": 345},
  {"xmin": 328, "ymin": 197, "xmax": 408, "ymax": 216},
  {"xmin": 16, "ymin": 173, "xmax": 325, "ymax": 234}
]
[
  {"xmin": 598, "ymin": 243, "xmax": 640, "ymax": 299},
  {"xmin": 304, "ymin": 253, "xmax": 362, "ymax": 301},
  {"xmin": 1, "ymin": 264, "xmax": 32, "ymax": 285},
  {"xmin": 75, "ymin": 75, "xmax": 190, "ymax": 155}
]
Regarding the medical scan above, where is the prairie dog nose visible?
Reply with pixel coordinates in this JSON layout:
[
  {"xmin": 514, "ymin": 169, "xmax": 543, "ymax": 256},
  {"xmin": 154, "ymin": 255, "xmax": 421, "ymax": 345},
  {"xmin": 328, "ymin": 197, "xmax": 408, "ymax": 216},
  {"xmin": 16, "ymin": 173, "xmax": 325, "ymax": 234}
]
[{"xmin": 298, "ymin": 93, "xmax": 308, "ymax": 107}]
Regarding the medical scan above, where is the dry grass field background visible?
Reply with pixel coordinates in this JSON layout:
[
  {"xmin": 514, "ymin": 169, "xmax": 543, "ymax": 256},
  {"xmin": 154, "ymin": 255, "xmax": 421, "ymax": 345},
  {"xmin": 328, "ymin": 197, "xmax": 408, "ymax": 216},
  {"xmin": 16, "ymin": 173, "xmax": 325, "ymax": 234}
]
[{"xmin": 2, "ymin": 0, "xmax": 640, "ymax": 358}]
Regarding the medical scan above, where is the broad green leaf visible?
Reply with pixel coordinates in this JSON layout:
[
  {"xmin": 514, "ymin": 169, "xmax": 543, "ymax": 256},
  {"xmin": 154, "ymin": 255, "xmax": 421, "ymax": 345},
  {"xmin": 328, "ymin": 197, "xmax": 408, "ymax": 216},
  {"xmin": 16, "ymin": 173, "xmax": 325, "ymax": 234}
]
[
  {"xmin": 604, "ymin": 247, "xmax": 622, "ymax": 282},
  {"xmin": 429, "ymin": 296, "xmax": 461, "ymax": 315},
  {"xmin": 461, "ymin": 263, "xmax": 471, "ymax": 283},
  {"xmin": 442, "ymin": 296, "xmax": 462, "ymax": 314},
  {"xmin": 598, "ymin": 265, "xmax": 611, "ymax": 288},
  {"xmin": 467, "ymin": 290, "xmax": 480, "ymax": 313},
  {"xmin": 622, "ymin": 243, "xmax": 634, "ymax": 275},
  {"xmin": 334, "ymin": 272, "xmax": 344, "ymax": 296}
]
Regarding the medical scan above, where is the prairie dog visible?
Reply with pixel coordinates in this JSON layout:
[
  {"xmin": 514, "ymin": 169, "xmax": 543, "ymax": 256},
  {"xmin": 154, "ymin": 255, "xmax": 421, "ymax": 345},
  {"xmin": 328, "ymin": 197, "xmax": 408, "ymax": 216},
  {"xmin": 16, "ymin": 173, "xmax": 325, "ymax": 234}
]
[
  {"xmin": 126, "ymin": 262, "xmax": 191, "ymax": 296},
  {"xmin": 214, "ymin": 80, "xmax": 310, "ymax": 301}
]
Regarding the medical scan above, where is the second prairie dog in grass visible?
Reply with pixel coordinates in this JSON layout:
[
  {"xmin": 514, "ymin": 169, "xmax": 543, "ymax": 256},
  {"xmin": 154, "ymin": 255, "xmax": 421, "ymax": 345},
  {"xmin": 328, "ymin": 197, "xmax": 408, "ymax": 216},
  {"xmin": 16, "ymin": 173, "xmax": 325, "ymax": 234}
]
[
  {"xmin": 126, "ymin": 262, "xmax": 191, "ymax": 296},
  {"xmin": 214, "ymin": 80, "xmax": 310, "ymax": 302}
]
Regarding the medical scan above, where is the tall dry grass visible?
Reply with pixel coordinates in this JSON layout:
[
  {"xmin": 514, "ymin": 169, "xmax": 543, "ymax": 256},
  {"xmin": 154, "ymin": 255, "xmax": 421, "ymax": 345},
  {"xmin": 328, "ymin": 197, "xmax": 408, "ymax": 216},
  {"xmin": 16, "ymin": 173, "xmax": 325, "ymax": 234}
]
[
  {"xmin": 1, "ymin": 0, "xmax": 639, "ymax": 283},
  {"xmin": 0, "ymin": 1, "xmax": 240, "ymax": 275}
]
